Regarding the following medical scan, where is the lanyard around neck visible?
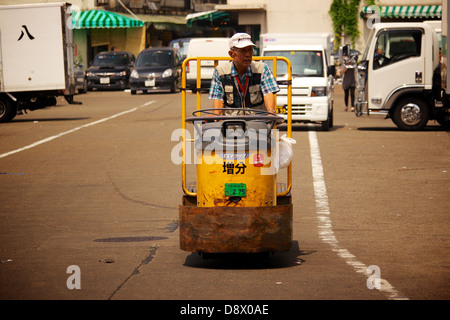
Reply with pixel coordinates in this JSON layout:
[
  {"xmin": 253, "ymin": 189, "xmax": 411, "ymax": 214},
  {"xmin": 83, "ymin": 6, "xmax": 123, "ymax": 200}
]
[{"xmin": 235, "ymin": 75, "xmax": 249, "ymax": 95}]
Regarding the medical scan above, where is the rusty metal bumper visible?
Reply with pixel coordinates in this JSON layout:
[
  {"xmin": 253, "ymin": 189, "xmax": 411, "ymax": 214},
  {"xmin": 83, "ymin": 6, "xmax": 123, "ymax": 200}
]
[{"xmin": 179, "ymin": 196, "xmax": 293, "ymax": 253}]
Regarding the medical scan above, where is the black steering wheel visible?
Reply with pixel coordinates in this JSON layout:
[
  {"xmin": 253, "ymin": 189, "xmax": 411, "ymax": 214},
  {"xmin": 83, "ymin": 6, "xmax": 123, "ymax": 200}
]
[{"xmin": 185, "ymin": 108, "xmax": 284, "ymax": 128}]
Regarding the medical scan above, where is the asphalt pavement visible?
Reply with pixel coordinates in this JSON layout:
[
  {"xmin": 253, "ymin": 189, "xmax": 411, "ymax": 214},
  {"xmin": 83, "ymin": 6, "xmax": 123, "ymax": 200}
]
[{"xmin": 0, "ymin": 86, "xmax": 448, "ymax": 303}]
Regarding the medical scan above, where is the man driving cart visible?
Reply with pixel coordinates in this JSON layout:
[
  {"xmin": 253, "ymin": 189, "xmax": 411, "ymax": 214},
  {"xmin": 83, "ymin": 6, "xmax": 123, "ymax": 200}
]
[{"xmin": 179, "ymin": 34, "xmax": 293, "ymax": 255}]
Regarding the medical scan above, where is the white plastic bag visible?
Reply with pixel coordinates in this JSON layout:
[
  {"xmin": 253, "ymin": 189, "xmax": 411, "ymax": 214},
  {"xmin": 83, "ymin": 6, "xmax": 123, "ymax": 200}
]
[{"xmin": 278, "ymin": 134, "xmax": 296, "ymax": 169}]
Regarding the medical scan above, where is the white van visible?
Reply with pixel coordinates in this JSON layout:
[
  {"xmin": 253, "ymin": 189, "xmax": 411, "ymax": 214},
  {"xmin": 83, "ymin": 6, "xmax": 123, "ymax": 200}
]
[
  {"xmin": 261, "ymin": 34, "xmax": 335, "ymax": 130},
  {"xmin": 185, "ymin": 38, "xmax": 230, "ymax": 92}
]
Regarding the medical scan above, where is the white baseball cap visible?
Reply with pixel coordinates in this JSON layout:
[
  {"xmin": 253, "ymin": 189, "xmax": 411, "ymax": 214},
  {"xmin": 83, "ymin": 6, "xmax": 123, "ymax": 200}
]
[{"xmin": 229, "ymin": 33, "xmax": 255, "ymax": 49}]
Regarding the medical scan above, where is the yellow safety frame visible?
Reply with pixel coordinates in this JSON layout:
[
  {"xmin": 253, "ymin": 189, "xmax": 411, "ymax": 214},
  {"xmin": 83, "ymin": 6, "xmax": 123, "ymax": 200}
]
[{"xmin": 181, "ymin": 56, "xmax": 292, "ymax": 198}]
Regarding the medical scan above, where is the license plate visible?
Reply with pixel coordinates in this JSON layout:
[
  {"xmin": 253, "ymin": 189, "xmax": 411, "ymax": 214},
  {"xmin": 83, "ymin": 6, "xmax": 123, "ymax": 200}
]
[
  {"xmin": 100, "ymin": 77, "xmax": 110, "ymax": 84},
  {"xmin": 145, "ymin": 79, "xmax": 155, "ymax": 87},
  {"xmin": 224, "ymin": 183, "xmax": 246, "ymax": 197},
  {"xmin": 276, "ymin": 106, "xmax": 286, "ymax": 114}
]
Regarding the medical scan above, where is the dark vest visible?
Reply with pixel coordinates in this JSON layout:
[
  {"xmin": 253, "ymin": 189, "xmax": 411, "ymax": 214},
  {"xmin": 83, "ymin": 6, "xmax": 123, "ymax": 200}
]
[{"xmin": 217, "ymin": 61, "xmax": 265, "ymax": 111}]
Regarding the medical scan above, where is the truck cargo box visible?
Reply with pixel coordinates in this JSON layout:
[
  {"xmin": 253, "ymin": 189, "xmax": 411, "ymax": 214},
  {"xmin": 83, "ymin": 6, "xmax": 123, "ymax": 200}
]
[{"xmin": 0, "ymin": 2, "xmax": 74, "ymax": 93}]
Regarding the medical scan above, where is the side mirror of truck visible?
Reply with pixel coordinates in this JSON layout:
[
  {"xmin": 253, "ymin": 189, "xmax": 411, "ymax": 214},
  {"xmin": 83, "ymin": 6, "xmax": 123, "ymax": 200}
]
[
  {"xmin": 342, "ymin": 44, "xmax": 350, "ymax": 57},
  {"xmin": 327, "ymin": 65, "xmax": 336, "ymax": 77}
]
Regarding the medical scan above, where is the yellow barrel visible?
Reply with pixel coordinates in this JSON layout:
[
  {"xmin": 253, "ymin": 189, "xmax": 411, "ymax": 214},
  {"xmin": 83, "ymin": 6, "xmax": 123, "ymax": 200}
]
[{"xmin": 195, "ymin": 120, "xmax": 276, "ymax": 207}]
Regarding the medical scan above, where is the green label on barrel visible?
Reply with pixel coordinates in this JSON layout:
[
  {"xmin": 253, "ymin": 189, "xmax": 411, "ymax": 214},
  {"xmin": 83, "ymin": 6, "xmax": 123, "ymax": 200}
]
[{"xmin": 224, "ymin": 183, "xmax": 247, "ymax": 197}]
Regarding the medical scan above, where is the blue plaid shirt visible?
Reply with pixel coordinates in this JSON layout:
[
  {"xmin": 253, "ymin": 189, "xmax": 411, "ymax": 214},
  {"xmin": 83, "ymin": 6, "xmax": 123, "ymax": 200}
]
[{"xmin": 208, "ymin": 62, "xmax": 279, "ymax": 101}]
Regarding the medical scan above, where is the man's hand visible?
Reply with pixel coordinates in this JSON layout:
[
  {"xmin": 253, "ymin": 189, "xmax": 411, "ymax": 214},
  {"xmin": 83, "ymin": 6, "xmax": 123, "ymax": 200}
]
[
  {"xmin": 264, "ymin": 93, "xmax": 277, "ymax": 116},
  {"xmin": 212, "ymin": 99, "xmax": 224, "ymax": 115}
]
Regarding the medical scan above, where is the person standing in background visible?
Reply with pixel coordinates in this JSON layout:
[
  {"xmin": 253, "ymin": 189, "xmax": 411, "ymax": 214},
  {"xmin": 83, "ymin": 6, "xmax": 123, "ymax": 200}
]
[{"xmin": 341, "ymin": 56, "xmax": 356, "ymax": 112}]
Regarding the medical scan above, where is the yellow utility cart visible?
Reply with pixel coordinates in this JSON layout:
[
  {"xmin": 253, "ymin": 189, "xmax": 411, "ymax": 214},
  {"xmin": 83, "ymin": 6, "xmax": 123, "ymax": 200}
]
[{"xmin": 179, "ymin": 56, "xmax": 293, "ymax": 255}]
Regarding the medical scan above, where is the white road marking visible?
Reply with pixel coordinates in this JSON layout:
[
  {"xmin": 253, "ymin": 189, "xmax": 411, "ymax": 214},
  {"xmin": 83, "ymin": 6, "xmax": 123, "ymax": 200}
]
[
  {"xmin": 0, "ymin": 101, "xmax": 156, "ymax": 159},
  {"xmin": 308, "ymin": 129, "xmax": 409, "ymax": 300}
]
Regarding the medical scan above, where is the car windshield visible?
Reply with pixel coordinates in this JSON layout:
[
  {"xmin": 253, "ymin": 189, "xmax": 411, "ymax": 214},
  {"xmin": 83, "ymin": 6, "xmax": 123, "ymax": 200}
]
[
  {"xmin": 136, "ymin": 51, "xmax": 173, "ymax": 67},
  {"xmin": 92, "ymin": 53, "xmax": 130, "ymax": 67},
  {"xmin": 264, "ymin": 50, "xmax": 324, "ymax": 77},
  {"xmin": 170, "ymin": 39, "xmax": 190, "ymax": 59}
]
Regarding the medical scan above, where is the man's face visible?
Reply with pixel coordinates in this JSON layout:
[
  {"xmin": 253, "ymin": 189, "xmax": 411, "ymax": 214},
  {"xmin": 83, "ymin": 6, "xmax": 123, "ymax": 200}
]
[{"xmin": 230, "ymin": 46, "xmax": 254, "ymax": 69}]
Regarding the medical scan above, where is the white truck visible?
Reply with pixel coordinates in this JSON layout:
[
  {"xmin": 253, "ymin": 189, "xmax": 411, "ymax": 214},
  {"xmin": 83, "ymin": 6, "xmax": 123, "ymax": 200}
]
[
  {"xmin": 0, "ymin": 2, "xmax": 77, "ymax": 123},
  {"xmin": 355, "ymin": 18, "xmax": 449, "ymax": 130},
  {"xmin": 260, "ymin": 33, "xmax": 335, "ymax": 130}
]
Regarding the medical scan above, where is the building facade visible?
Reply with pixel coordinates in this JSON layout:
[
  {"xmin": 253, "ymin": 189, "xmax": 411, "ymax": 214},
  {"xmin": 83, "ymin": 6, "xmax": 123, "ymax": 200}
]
[
  {"xmin": 208, "ymin": 0, "xmax": 442, "ymax": 54},
  {"xmin": 1, "ymin": 0, "xmax": 443, "ymax": 65}
]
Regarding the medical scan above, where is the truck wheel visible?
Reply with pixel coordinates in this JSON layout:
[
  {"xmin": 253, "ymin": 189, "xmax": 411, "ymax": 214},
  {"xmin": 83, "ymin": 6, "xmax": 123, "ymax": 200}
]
[
  {"xmin": 329, "ymin": 105, "xmax": 334, "ymax": 128},
  {"xmin": 0, "ymin": 97, "xmax": 17, "ymax": 123},
  {"xmin": 392, "ymin": 97, "xmax": 429, "ymax": 131}
]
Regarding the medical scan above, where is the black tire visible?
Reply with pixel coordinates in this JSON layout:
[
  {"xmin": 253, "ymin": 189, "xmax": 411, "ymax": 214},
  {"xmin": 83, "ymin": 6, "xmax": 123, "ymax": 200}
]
[
  {"xmin": 321, "ymin": 106, "xmax": 333, "ymax": 131},
  {"xmin": 171, "ymin": 78, "xmax": 181, "ymax": 93},
  {"xmin": 0, "ymin": 97, "xmax": 17, "ymax": 123},
  {"xmin": 48, "ymin": 96, "xmax": 57, "ymax": 106},
  {"xmin": 78, "ymin": 79, "xmax": 87, "ymax": 94},
  {"xmin": 329, "ymin": 105, "xmax": 334, "ymax": 128},
  {"xmin": 391, "ymin": 97, "xmax": 429, "ymax": 131}
]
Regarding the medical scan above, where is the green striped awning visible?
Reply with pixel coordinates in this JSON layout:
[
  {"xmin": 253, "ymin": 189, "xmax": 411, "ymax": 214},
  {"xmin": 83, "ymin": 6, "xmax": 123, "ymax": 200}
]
[
  {"xmin": 362, "ymin": 5, "xmax": 441, "ymax": 19},
  {"xmin": 72, "ymin": 9, "xmax": 145, "ymax": 29},
  {"xmin": 185, "ymin": 10, "xmax": 229, "ymax": 27}
]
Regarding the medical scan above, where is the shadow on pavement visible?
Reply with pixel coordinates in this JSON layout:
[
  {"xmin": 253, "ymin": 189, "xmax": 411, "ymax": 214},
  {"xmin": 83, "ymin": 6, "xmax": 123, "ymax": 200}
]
[
  {"xmin": 183, "ymin": 241, "xmax": 316, "ymax": 270},
  {"xmin": 357, "ymin": 124, "xmax": 448, "ymax": 132}
]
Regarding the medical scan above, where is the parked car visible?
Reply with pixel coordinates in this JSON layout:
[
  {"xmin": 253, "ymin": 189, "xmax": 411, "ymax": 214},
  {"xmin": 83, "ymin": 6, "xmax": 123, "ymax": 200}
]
[
  {"xmin": 86, "ymin": 51, "xmax": 135, "ymax": 90},
  {"xmin": 129, "ymin": 47, "xmax": 182, "ymax": 94},
  {"xmin": 74, "ymin": 64, "xmax": 87, "ymax": 94}
]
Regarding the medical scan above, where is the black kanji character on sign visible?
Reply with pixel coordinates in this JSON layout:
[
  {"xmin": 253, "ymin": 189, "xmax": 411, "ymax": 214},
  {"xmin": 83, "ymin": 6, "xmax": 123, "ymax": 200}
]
[
  {"xmin": 235, "ymin": 163, "xmax": 247, "ymax": 174},
  {"xmin": 223, "ymin": 162, "xmax": 235, "ymax": 174},
  {"xmin": 18, "ymin": 25, "xmax": 35, "ymax": 41},
  {"xmin": 223, "ymin": 162, "xmax": 247, "ymax": 174}
]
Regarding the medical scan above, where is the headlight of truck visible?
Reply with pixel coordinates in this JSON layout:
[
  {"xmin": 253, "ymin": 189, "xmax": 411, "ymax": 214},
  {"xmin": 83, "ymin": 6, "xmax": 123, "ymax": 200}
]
[
  {"xmin": 311, "ymin": 87, "xmax": 327, "ymax": 96},
  {"xmin": 162, "ymin": 68, "xmax": 173, "ymax": 78},
  {"xmin": 130, "ymin": 70, "xmax": 139, "ymax": 78}
]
